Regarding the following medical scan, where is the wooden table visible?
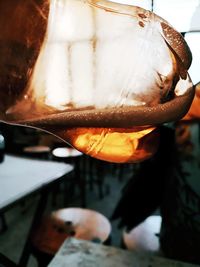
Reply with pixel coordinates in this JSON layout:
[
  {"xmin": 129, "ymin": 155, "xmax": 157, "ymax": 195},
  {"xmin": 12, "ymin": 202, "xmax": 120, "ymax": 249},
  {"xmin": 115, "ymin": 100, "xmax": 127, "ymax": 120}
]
[
  {"xmin": 0, "ymin": 154, "xmax": 74, "ymax": 267},
  {"xmin": 48, "ymin": 238, "xmax": 199, "ymax": 267}
]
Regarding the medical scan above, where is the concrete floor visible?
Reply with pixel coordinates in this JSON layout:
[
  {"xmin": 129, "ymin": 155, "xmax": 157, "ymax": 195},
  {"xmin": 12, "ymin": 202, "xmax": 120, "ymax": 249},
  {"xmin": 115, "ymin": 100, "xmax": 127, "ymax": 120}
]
[{"xmin": 0, "ymin": 162, "xmax": 133, "ymax": 267}]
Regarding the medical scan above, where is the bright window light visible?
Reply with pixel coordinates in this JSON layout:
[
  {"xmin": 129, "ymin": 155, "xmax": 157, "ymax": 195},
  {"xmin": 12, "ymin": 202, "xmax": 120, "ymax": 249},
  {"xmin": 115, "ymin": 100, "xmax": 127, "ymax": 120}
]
[
  {"xmin": 185, "ymin": 32, "xmax": 200, "ymax": 85},
  {"xmin": 153, "ymin": 0, "xmax": 200, "ymax": 32},
  {"xmin": 107, "ymin": 0, "xmax": 152, "ymax": 10}
]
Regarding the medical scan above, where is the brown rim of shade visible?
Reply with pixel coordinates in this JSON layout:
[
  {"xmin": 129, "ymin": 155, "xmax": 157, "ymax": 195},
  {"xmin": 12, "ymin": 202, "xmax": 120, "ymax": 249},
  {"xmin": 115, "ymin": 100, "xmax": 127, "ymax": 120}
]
[
  {"xmin": 160, "ymin": 22, "xmax": 192, "ymax": 70},
  {"xmin": 10, "ymin": 86, "xmax": 194, "ymax": 129}
]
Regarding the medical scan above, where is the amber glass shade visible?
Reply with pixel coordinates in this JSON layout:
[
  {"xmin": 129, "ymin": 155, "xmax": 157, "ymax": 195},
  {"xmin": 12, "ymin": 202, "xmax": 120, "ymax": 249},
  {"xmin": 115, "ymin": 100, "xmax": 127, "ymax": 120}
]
[
  {"xmin": 48, "ymin": 126, "xmax": 159, "ymax": 163},
  {"xmin": 0, "ymin": 0, "xmax": 194, "ymax": 163}
]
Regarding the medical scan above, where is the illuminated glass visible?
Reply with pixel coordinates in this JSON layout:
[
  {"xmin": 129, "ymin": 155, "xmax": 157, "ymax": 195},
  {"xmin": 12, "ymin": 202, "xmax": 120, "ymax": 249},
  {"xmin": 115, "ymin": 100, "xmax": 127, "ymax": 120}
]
[{"xmin": 0, "ymin": 0, "xmax": 194, "ymax": 163}]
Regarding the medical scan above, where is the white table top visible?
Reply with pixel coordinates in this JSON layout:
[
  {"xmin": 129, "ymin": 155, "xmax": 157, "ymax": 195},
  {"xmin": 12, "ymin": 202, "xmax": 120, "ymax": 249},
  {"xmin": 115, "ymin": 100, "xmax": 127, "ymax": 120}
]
[
  {"xmin": 0, "ymin": 155, "xmax": 73, "ymax": 210},
  {"xmin": 48, "ymin": 238, "xmax": 199, "ymax": 267}
]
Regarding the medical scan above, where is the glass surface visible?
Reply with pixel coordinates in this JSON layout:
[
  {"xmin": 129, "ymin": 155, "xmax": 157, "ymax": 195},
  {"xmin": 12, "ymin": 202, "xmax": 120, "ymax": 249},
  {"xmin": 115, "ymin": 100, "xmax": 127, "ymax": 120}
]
[
  {"xmin": 0, "ymin": 0, "xmax": 194, "ymax": 163},
  {"xmin": 50, "ymin": 126, "xmax": 159, "ymax": 163}
]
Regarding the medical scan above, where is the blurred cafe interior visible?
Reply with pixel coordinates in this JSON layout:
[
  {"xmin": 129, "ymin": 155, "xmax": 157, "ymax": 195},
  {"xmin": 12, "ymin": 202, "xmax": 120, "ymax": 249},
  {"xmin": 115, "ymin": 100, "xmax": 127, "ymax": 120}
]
[{"xmin": 1, "ymin": 0, "xmax": 200, "ymax": 266}]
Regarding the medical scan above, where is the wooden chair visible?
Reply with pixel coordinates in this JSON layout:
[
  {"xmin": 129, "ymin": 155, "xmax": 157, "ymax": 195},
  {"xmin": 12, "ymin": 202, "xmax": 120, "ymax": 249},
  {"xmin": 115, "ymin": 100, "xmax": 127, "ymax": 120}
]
[
  {"xmin": 30, "ymin": 208, "xmax": 111, "ymax": 267},
  {"xmin": 122, "ymin": 215, "xmax": 162, "ymax": 255},
  {"xmin": 23, "ymin": 145, "xmax": 51, "ymax": 160}
]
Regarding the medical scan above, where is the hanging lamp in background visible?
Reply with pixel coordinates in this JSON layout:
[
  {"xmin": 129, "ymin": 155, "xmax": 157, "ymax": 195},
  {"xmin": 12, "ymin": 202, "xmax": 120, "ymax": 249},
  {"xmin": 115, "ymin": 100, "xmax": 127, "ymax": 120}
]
[{"xmin": 0, "ymin": 0, "xmax": 194, "ymax": 163}]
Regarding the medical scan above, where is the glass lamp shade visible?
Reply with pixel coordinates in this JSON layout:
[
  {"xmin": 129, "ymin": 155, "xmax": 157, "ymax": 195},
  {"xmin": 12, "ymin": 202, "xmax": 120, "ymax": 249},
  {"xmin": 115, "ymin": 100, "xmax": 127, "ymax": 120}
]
[{"xmin": 0, "ymin": 0, "xmax": 194, "ymax": 163}]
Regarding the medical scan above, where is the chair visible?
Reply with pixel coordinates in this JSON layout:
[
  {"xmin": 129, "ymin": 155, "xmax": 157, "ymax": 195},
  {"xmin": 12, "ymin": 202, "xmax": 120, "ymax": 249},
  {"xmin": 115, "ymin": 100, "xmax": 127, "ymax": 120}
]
[
  {"xmin": 122, "ymin": 215, "xmax": 162, "ymax": 255},
  {"xmin": 30, "ymin": 208, "xmax": 111, "ymax": 267},
  {"xmin": 23, "ymin": 145, "xmax": 51, "ymax": 160}
]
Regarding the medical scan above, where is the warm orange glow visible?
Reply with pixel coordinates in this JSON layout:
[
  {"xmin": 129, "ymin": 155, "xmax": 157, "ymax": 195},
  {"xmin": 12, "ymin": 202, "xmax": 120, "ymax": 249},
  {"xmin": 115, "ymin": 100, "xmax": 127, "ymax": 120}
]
[
  {"xmin": 54, "ymin": 126, "xmax": 159, "ymax": 163},
  {"xmin": 182, "ymin": 82, "xmax": 200, "ymax": 121}
]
